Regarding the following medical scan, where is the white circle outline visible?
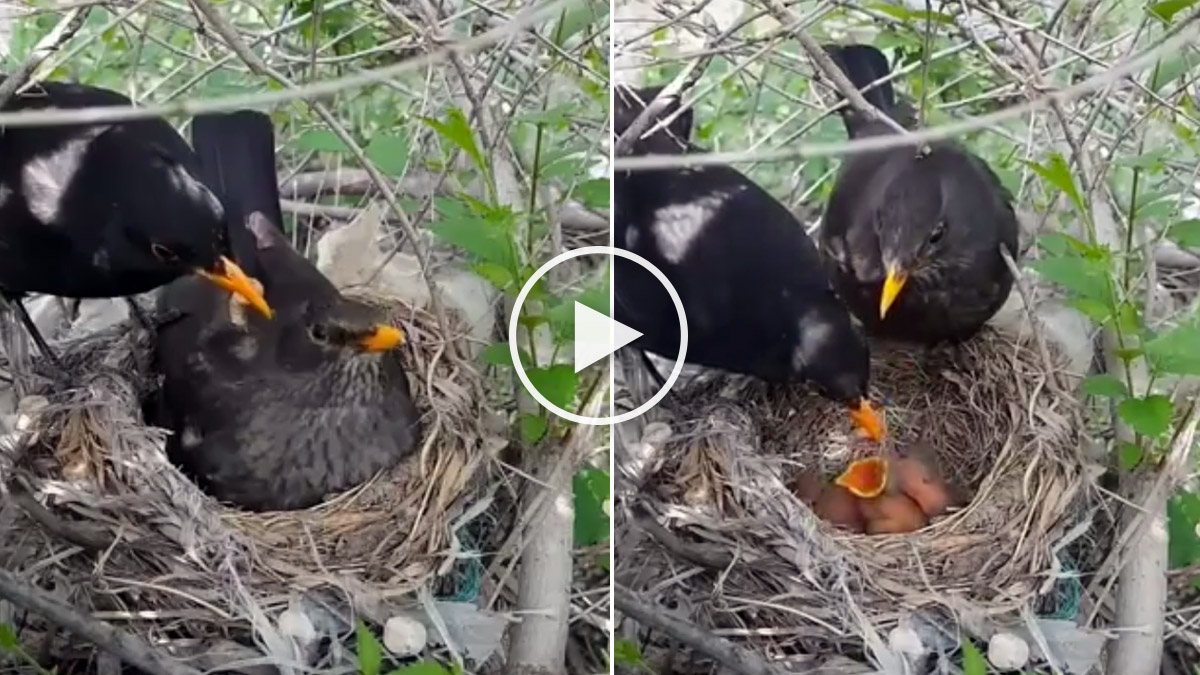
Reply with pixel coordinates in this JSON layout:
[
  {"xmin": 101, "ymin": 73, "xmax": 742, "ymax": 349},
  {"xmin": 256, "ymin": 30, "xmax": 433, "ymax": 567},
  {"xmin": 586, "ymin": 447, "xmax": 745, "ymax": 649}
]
[{"xmin": 508, "ymin": 245, "xmax": 688, "ymax": 426}]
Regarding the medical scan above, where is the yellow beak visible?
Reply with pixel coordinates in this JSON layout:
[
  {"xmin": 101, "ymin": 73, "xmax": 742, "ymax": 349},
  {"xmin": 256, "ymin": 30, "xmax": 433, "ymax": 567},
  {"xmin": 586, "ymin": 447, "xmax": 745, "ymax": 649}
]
[
  {"xmin": 196, "ymin": 256, "xmax": 273, "ymax": 319},
  {"xmin": 359, "ymin": 324, "xmax": 406, "ymax": 352},
  {"xmin": 848, "ymin": 399, "xmax": 886, "ymax": 443},
  {"xmin": 880, "ymin": 267, "xmax": 908, "ymax": 319}
]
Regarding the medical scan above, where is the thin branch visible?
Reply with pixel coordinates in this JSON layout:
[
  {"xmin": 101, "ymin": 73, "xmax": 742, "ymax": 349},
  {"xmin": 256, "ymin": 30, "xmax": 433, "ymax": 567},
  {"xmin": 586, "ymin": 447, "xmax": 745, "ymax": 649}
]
[
  {"xmin": 613, "ymin": 14, "xmax": 1200, "ymax": 170},
  {"xmin": 0, "ymin": 569, "xmax": 202, "ymax": 675},
  {"xmin": 0, "ymin": 0, "xmax": 578, "ymax": 128},
  {"xmin": 0, "ymin": 6, "xmax": 90, "ymax": 107},
  {"xmin": 759, "ymin": 0, "xmax": 910, "ymax": 136}
]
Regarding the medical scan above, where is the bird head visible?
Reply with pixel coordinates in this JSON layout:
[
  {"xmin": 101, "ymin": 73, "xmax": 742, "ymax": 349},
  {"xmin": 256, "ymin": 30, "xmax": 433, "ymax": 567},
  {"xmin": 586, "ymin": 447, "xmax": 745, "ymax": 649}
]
[
  {"xmin": 790, "ymin": 293, "xmax": 886, "ymax": 442},
  {"xmin": 304, "ymin": 299, "xmax": 406, "ymax": 357},
  {"xmin": 872, "ymin": 151, "xmax": 961, "ymax": 320},
  {"xmin": 98, "ymin": 128, "xmax": 272, "ymax": 319}
]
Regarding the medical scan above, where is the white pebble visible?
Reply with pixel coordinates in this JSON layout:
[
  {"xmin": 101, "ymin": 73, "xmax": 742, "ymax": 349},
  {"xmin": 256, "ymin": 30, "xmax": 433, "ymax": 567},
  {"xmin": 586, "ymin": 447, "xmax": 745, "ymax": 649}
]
[
  {"xmin": 988, "ymin": 632, "xmax": 1030, "ymax": 670},
  {"xmin": 383, "ymin": 615, "xmax": 427, "ymax": 656},
  {"xmin": 277, "ymin": 606, "xmax": 317, "ymax": 646},
  {"xmin": 888, "ymin": 625, "xmax": 926, "ymax": 656}
]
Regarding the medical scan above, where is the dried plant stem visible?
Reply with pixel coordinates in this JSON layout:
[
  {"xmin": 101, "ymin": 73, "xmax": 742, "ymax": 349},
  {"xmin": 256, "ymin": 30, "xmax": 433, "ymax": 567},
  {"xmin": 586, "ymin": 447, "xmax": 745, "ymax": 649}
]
[
  {"xmin": 615, "ymin": 585, "xmax": 790, "ymax": 675},
  {"xmin": 0, "ymin": 569, "xmax": 202, "ymax": 675}
]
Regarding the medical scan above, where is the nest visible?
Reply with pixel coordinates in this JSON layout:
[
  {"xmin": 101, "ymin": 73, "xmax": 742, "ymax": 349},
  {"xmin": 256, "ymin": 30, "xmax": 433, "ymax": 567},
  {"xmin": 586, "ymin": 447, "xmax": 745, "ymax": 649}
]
[
  {"xmin": 622, "ymin": 325, "xmax": 1098, "ymax": 654},
  {"xmin": 0, "ymin": 291, "xmax": 494, "ymax": 668}
]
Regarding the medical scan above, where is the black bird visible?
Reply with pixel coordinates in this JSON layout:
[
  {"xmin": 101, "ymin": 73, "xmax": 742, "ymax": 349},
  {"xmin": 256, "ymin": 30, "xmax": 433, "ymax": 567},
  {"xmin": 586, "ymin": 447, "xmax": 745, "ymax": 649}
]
[
  {"xmin": 0, "ymin": 79, "xmax": 272, "ymax": 361},
  {"xmin": 818, "ymin": 44, "xmax": 1019, "ymax": 344},
  {"xmin": 153, "ymin": 110, "xmax": 421, "ymax": 512},
  {"xmin": 613, "ymin": 84, "xmax": 885, "ymax": 441}
]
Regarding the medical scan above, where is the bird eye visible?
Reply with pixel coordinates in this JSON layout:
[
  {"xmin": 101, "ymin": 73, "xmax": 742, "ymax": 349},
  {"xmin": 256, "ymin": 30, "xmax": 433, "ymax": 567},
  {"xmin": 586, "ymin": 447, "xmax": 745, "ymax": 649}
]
[
  {"xmin": 150, "ymin": 243, "xmax": 180, "ymax": 263},
  {"xmin": 309, "ymin": 324, "xmax": 329, "ymax": 342},
  {"xmin": 928, "ymin": 220, "xmax": 947, "ymax": 245}
]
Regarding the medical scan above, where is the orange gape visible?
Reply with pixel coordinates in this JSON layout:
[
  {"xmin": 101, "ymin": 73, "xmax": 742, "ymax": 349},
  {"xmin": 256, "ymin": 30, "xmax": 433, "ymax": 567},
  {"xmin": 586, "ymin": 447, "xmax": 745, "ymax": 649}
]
[
  {"xmin": 835, "ymin": 456, "xmax": 888, "ymax": 498},
  {"xmin": 831, "ymin": 451, "xmax": 956, "ymax": 534}
]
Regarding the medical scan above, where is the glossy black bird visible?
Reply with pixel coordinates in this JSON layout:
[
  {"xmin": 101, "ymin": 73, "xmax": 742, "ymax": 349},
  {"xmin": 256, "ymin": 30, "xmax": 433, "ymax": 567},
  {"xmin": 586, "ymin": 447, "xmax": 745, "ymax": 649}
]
[
  {"xmin": 0, "ymin": 78, "xmax": 273, "ymax": 361},
  {"xmin": 614, "ymin": 84, "xmax": 885, "ymax": 441},
  {"xmin": 153, "ymin": 109, "xmax": 420, "ymax": 512},
  {"xmin": 818, "ymin": 44, "xmax": 1019, "ymax": 344}
]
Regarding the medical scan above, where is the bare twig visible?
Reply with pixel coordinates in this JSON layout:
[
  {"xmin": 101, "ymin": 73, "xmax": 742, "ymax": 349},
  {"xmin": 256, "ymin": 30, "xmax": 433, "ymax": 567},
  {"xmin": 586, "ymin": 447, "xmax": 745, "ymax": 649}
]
[
  {"xmin": 0, "ymin": 0, "xmax": 578, "ymax": 128},
  {"xmin": 0, "ymin": 569, "xmax": 202, "ymax": 675},
  {"xmin": 614, "ymin": 585, "xmax": 790, "ymax": 675},
  {"xmin": 612, "ymin": 15, "xmax": 1200, "ymax": 171},
  {"xmin": 0, "ymin": 6, "xmax": 90, "ymax": 107},
  {"xmin": 760, "ymin": 0, "xmax": 909, "ymax": 136}
]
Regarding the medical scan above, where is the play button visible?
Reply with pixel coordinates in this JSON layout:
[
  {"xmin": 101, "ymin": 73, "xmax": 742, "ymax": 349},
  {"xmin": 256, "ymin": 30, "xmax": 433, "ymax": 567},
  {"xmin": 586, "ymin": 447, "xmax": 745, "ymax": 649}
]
[
  {"xmin": 509, "ymin": 245, "xmax": 688, "ymax": 426},
  {"xmin": 573, "ymin": 302, "xmax": 642, "ymax": 373}
]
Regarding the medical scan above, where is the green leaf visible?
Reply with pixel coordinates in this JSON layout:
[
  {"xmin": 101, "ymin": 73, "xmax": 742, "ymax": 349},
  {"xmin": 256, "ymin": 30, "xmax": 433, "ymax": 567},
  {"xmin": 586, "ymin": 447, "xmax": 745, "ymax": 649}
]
[
  {"xmin": 385, "ymin": 662, "xmax": 451, "ymax": 675},
  {"xmin": 575, "ymin": 178, "xmax": 610, "ymax": 210},
  {"xmin": 429, "ymin": 201, "xmax": 517, "ymax": 271},
  {"xmin": 365, "ymin": 134, "xmax": 411, "ymax": 177},
  {"xmin": 1028, "ymin": 154, "xmax": 1086, "ymax": 216},
  {"xmin": 1169, "ymin": 492, "xmax": 1200, "ymax": 568},
  {"xmin": 1118, "ymin": 442, "xmax": 1145, "ymax": 471},
  {"xmin": 527, "ymin": 365, "xmax": 578, "ymax": 409},
  {"xmin": 520, "ymin": 413, "xmax": 549, "ymax": 444},
  {"xmin": 423, "ymin": 109, "xmax": 486, "ymax": 174},
  {"xmin": 1082, "ymin": 374, "xmax": 1128, "ymax": 398},
  {"xmin": 1032, "ymin": 255, "xmax": 1112, "ymax": 304},
  {"xmin": 869, "ymin": 2, "xmax": 957, "ymax": 25},
  {"xmin": 574, "ymin": 467, "xmax": 610, "ymax": 547},
  {"xmin": 482, "ymin": 342, "xmax": 530, "ymax": 368},
  {"xmin": 1117, "ymin": 395, "xmax": 1174, "ymax": 437},
  {"xmin": 961, "ymin": 639, "xmax": 987, "ymax": 675},
  {"xmin": 1145, "ymin": 322, "xmax": 1200, "ymax": 375},
  {"xmin": 1149, "ymin": 49, "xmax": 1200, "ymax": 91},
  {"xmin": 297, "ymin": 129, "xmax": 351, "ymax": 154},
  {"xmin": 1167, "ymin": 219, "xmax": 1200, "ymax": 248},
  {"xmin": 472, "ymin": 261, "xmax": 514, "ymax": 291},
  {"xmin": 613, "ymin": 637, "xmax": 643, "ymax": 667},
  {"xmin": 551, "ymin": 0, "xmax": 610, "ymax": 46},
  {"xmin": 0, "ymin": 622, "xmax": 18, "ymax": 652},
  {"xmin": 356, "ymin": 622, "xmax": 383, "ymax": 675},
  {"xmin": 1150, "ymin": 0, "xmax": 1197, "ymax": 23}
]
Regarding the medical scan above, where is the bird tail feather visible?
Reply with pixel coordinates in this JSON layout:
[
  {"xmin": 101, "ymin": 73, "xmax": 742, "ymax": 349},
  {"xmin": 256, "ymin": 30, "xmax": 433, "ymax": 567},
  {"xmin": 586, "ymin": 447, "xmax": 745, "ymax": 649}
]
[
  {"xmin": 191, "ymin": 110, "xmax": 286, "ymax": 235},
  {"xmin": 822, "ymin": 44, "xmax": 896, "ymax": 115}
]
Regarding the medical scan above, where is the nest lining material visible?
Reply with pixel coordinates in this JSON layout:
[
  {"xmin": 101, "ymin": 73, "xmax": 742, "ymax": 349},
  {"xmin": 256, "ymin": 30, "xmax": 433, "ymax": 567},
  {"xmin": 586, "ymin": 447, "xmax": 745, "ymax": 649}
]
[
  {"xmin": 629, "ymin": 325, "xmax": 1094, "ymax": 642},
  {"xmin": 0, "ymin": 291, "xmax": 492, "ymax": 652}
]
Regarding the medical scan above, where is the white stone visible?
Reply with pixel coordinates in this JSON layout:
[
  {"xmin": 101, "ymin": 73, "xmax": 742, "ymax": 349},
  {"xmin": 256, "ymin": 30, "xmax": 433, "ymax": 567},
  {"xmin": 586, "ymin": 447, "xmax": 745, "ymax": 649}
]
[
  {"xmin": 888, "ymin": 625, "xmax": 926, "ymax": 657},
  {"xmin": 382, "ymin": 615, "xmax": 427, "ymax": 657},
  {"xmin": 276, "ymin": 605, "xmax": 317, "ymax": 646},
  {"xmin": 988, "ymin": 632, "xmax": 1031, "ymax": 670}
]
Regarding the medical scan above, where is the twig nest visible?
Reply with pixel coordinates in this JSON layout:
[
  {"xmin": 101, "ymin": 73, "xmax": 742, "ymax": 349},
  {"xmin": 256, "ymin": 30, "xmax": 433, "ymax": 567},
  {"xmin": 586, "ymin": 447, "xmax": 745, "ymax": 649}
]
[
  {"xmin": 0, "ymin": 290, "xmax": 491, "ymax": 671},
  {"xmin": 383, "ymin": 615, "xmax": 428, "ymax": 656},
  {"xmin": 988, "ymin": 632, "xmax": 1031, "ymax": 669},
  {"xmin": 625, "ymin": 326, "xmax": 1094, "ymax": 644}
]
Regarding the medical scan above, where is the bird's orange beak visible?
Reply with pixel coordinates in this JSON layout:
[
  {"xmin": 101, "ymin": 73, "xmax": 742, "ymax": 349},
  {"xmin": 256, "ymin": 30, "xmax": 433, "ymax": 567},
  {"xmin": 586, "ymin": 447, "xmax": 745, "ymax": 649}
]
[
  {"xmin": 359, "ymin": 324, "xmax": 406, "ymax": 352},
  {"xmin": 880, "ymin": 266, "xmax": 908, "ymax": 319},
  {"xmin": 196, "ymin": 256, "xmax": 273, "ymax": 319},
  {"xmin": 849, "ymin": 398, "xmax": 886, "ymax": 443},
  {"xmin": 835, "ymin": 456, "xmax": 889, "ymax": 498}
]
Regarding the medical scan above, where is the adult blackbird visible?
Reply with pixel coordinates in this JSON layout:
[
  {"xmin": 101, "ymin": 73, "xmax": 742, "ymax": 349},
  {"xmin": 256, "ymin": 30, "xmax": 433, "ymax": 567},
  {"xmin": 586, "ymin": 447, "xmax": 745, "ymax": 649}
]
[
  {"xmin": 614, "ymin": 84, "xmax": 885, "ymax": 441},
  {"xmin": 153, "ymin": 110, "xmax": 420, "ymax": 512},
  {"xmin": 818, "ymin": 44, "xmax": 1019, "ymax": 344},
  {"xmin": 0, "ymin": 78, "xmax": 272, "ymax": 362}
]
